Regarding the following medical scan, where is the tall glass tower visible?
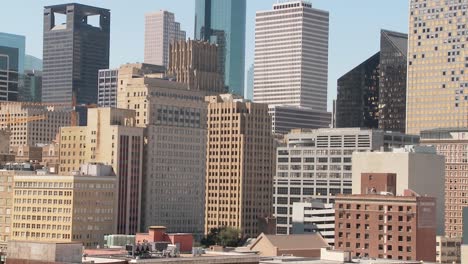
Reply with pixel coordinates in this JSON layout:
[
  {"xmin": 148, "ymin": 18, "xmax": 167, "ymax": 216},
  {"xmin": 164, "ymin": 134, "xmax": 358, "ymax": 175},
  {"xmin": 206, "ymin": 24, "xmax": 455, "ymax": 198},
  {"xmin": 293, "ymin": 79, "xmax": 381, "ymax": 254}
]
[{"xmin": 194, "ymin": 0, "xmax": 246, "ymax": 96}]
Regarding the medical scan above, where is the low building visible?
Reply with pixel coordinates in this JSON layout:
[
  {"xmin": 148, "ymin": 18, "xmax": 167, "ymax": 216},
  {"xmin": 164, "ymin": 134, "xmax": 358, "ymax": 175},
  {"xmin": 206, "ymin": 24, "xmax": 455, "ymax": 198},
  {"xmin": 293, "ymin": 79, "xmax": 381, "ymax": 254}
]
[
  {"xmin": 436, "ymin": 236, "xmax": 461, "ymax": 263},
  {"xmin": 11, "ymin": 164, "xmax": 117, "ymax": 248},
  {"xmin": 7, "ymin": 241, "xmax": 82, "ymax": 264},
  {"xmin": 41, "ymin": 141, "xmax": 60, "ymax": 174},
  {"xmin": 135, "ymin": 226, "xmax": 193, "ymax": 253},
  {"xmin": 292, "ymin": 200, "xmax": 335, "ymax": 245},
  {"xmin": 10, "ymin": 145, "xmax": 42, "ymax": 163},
  {"xmin": 249, "ymin": 233, "xmax": 329, "ymax": 257}
]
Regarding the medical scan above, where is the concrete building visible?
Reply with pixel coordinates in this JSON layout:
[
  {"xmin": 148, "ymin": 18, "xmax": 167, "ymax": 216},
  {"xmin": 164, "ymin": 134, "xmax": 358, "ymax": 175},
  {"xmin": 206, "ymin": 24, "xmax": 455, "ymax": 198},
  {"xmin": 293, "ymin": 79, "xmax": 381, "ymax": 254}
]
[
  {"xmin": 254, "ymin": 1, "xmax": 328, "ymax": 111},
  {"xmin": 59, "ymin": 108, "xmax": 144, "ymax": 235},
  {"xmin": 42, "ymin": 3, "xmax": 110, "ymax": 105},
  {"xmin": 41, "ymin": 141, "xmax": 60, "ymax": 174},
  {"xmin": 291, "ymin": 200, "xmax": 335, "ymax": 246},
  {"xmin": 421, "ymin": 128, "xmax": 468, "ymax": 238},
  {"xmin": 195, "ymin": 0, "xmax": 246, "ymax": 96},
  {"xmin": 436, "ymin": 236, "xmax": 461, "ymax": 264},
  {"xmin": 11, "ymin": 164, "xmax": 117, "ymax": 248},
  {"xmin": 0, "ymin": 102, "xmax": 74, "ymax": 147},
  {"xmin": 407, "ymin": 0, "xmax": 468, "ymax": 134},
  {"xmin": 135, "ymin": 226, "xmax": 193, "ymax": 253},
  {"xmin": 10, "ymin": 145, "xmax": 42, "ymax": 163},
  {"xmin": 274, "ymin": 128, "xmax": 419, "ymax": 235},
  {"xmin": 0, "ymin": 170, "xmax": 15, "ymax": 251},
  {"xmin": 117, "ymin": 63, "xmax": 207, "ymax": 236},
  {"xmin": 249, "ymin": 233, "xmax": 329, "ymax": 257},
  {"xmin": 205, "ymin": 94, "xmax": 275, "ymax": 238},
  {"xmin": 0, "ymin": 130, "xmax": 9, "ymax": 154},
  {"xmin": 144, "ymin": 10, "xmax": 186, "ymax": 68},
  {"xmin": 352, "ymin": 146, "xmax": 445, "ymax": 235},
  {"xmin": 98, "ymin": 69, "xmax": 119, "ymax": 107},
  {"xmin": 167, "ymin": 40, "xmax": 224, "ymax": 93},
  {"xmin": 0, "ymin": 32, "xmax": 25, "ymax": 102},
  {"xmin": 336, "ymin": 30, "xmax": 407, "ymax": 132},
  {"xmin": 334, "ymin": 191, "xmax": 436, "ymax": 261},
  {"xmin": 269, "ymin": 106, "xmax": 331, "ymax": 135},
  {"xmin": 7, "ymin": 241, "xmax": 82, "ymax": 264}
]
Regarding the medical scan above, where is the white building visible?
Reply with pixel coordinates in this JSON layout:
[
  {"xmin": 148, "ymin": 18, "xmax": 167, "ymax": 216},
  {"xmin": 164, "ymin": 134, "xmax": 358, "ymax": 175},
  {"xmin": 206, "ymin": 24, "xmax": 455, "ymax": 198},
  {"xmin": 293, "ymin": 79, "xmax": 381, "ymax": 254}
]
[
  {"xmin": 144, "ymin": 10, "xmax": 186, "ymax": 68},
  {"xmin": 254, "ymin": 1, "xmax": 328, "ymax": 111},
  {"xmin": 292, "ymin": 200, "xmax": 334, "ymax": 246},
  {"xmin": 97, "ymin": 69, "xmax": 118, "ymax": 107},
  {"xmin": 436, "ymin": 236, "xmax": 461, "ymax": 264},
  {"xmin": 351, "ymin": 146, "xmax": 445, "ymax": 235},
  {"xmin": 274, "ymin": 128, "xmax": 419, "ymax": 234}
]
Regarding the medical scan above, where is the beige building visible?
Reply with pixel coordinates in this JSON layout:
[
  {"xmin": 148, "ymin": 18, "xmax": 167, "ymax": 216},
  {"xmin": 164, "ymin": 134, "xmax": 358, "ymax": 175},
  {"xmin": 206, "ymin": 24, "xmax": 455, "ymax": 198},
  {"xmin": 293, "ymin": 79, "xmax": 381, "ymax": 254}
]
[
  {"xmin": 407, "ymin": 1, "xmax": 468, "ymax": 134},
  {"xmin": 436, "ymin": 236, "xmax": 461, "ymax": 263},
  {"xmin": 60, "ymin": 108, "xmax": 144, "ymax": 235},
  {"xmin": 167, "ymin": 40, "xmax": 224, "ymax": 93},
  {"xmin": 421, "ymin": 128, "xmax": 468, "ymax": 238},
  {"xmin": 205, "ymin": 94, "xmax": 275, "ymax": 238},
  {"xmin": 0, "ymin": 102, "xmax": 73, "ymax": 147},
  {"xmin": 10, "ymin": 145, "xmax": 42, "ymax": 163},
  {"xmin": 11, "ymin": 164, "xmax": 116, "ymax": 248},
  {"xmin": 352, "ymin": 146, "xmax": 445, "ymax": 235},
  {"xmin": 0, "ymin": 170, "xmax": 15, "ymax": 251},
  {"xmin": 41, "ymin": 141, "xmax": 60, "ymax": 174},
  {"xmin": 0, "ymin": 131, "xmax": 9, "ymax": 154},
  {"xmin": 117, "ymin": 63, "xmax": 207, "ymax": 236}
]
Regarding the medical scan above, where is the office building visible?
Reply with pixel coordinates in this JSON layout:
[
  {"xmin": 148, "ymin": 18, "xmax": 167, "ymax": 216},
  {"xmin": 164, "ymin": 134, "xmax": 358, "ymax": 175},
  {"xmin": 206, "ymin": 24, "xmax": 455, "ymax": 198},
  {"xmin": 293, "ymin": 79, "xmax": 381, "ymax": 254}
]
[
  {"xmin": 269, "ymin": 106, "xmax": 331, "ymax": 135},
  {"xmin": 254, "ymin": 1, "xmax": 328, "ymax": 111},
  {"xmin": 42, "ymin": 3, "xmax": 110, "ymax": 104},
  {"xmin": 117, "ymin": 63, "xmax": 207, "ymax": 236},
  {"xmin": 436, "ymin": 236, "xmax": 461, "ymax": 264},
  {"xmin": 97, "ymin": 69, "xmax": 118, "ymax": 107},
  {"xmin": 205, "ymin": 94, "xmax": 275, "ymax": 238},
  {"xmin": 195, "ymin": 0, "xmax": 246, "ymax": 95},
  {"xmin": 0, "ymin": 170, "xmax": 15, "ymax": 250},
  {"xmin": 407, "ymin": 1, "xmax": 468, "ymax": 134},
  {"xmin": 0, "ymin": 102, "xmax": 74, "ymax": 147},
  {"xmin": 0, "ymin": 33, "xmax": 25, "ymax": 102},
  {"xmin": 246, "ymin": 64, "xmax": 254, "ymax": 101},
  {"xmin": 59, "ymin": 108, "xmax": 144, "ymax": 235},
  {"xmin": 41, "ymin": 141, "xmax": 60, "ymax": 173},
  {"xmin": 0, "ymin": 131, "xmax": 9, "ymax": 154},
  {"xmin": 144, "ymin": 10, "xmax": 186, "ymax": 68},
  {"xmin": 292, "ymin": 200, "xmax": 335, "ymax": 245},
  {"xmin": 352, "ymin": 146, "xmax": 445, "ymax": 235},
  {"xmin": 21, "ymin": 70, "xmax": 42, "ymax": 102},
  {"xmin": 11, "ymin": 164, "xmax": 116, "ymax": 248},
  {"xmin": 420, "ymin": 128, "xmax": 468, "ymax": 238},
  {"xmin": 336, "ymin": 30, "xmax": 407, "ymax": 132},
  {"xmin": 24, "ymin": 55, "xmax": 42, "ymax": 71},
  {"xmin": 274, "ymin": 128, "xmax": 419, "ymax": 235},
  {"xmin": 167, "ymin": 40, "xmax": 224, "ymax": 93},
  {"xmin": 334, "ymin": 191, "xmax": 436, "ymax": 261}
]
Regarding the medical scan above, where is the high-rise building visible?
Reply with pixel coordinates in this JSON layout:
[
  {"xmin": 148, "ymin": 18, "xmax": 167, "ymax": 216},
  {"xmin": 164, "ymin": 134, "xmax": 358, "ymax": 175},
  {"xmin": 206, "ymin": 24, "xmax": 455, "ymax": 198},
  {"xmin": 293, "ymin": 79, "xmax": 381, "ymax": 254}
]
[
  {"xmin": 205, "ymin": 94, "xmax": 275, "ymax": 238},
  {"xmin": 420, "ymin": 128, "xmax": 468, "ymax": 238},
  {"xmin": 24, "ymin": 55, "xmax": 42, "ymax": 71},
  {"xmin": 144, "ymin": 10, "xmax": 186, "ymax": 68},
  {"xmin": 274, "ymin": 128, "xmax": 419, "ymax": 235},
  {"xmin": 117, "ymin": 63, "xmax": 207, "ymax": 236},
  {"xmin": 269, "ymin": 106, "xmax": 331, "ymax": 135},
  {"xmin": 254, "ymin": 1, "xmax": 328, "ymax": 111},
  {"xmin": 59, "ymin": 108, "xmax": 144, "ymax": 235},
  {"xmin": 0, "ymin": 33, "xmax": 25, "ymax": 102},
  {"xmin": 42, "ymin": 3, "xmax": 110, "ymax": 105},
  {"xmin": 195, "ymin": 0, "xmax": 246, "ymax": 95},
  {"xmin": 11, "ymin": 164, "xmax": 117, "ymax": 248},
  {"xmin": 21, "ymin": 70, "xmax": 42, "ymax": 102},
  {"xmin": 97, "ymin": 69, "xmax": 118, "ymax": 107},
  {"xmin": 407, "ymin": 1, "xmax": 468, "ymax": 135},
  {"xmin": 167, "ymin": 40, "xmax": 224, "ymax": 93},
  {"xmin": 336, "ymin": 30, "xmax": 407, "ymax": 132},
  {"xmin": 245, "ymin": 64, "xmax": 254, "ymax": 101},
  {"xmin": 352, "ymin": 146, "xmax": 445, "ymax": 235}
]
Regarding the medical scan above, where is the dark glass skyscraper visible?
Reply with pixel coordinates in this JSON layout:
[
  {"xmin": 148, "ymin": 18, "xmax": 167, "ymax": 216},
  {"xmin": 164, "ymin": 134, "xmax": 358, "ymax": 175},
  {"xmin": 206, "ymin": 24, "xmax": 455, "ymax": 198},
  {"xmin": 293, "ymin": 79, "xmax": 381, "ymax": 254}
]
[
  {"xmin": 0, "ymin": 46, "xmax": 19, "ymax": 101},
  {"xmin": 194, "ymin": 0, "xmax": 246, "ymax": 96},
  {"xmin": 42, "ymin": 3, "xmax": 110, "ymax": 105}
]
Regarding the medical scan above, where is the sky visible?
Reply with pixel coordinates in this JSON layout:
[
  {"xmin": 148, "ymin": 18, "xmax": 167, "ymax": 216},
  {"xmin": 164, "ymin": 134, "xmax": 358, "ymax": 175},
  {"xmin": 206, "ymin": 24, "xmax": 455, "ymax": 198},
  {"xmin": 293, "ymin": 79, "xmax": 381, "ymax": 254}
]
[{"xmin": 0, "ymin": 0, "xmax": 409, "ymax": 111}]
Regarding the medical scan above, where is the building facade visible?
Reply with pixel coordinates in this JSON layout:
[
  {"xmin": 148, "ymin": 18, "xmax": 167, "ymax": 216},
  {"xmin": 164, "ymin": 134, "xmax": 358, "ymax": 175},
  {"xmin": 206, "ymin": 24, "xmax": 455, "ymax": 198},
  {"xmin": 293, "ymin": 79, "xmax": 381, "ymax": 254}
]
[
  {"xmin": 24, "ymin": 55, "xmax": 42, "ymax": 71},
  {"xmin": 407, "ymin": 0, "xmax": 468, "ymax": 134},
  {"xmin": 167, "ymin": 40, "xmax": 224, "ymax": 93},
  {"xmin": 11, "ymin": 165, "xmax": 116, "ymax": 248},
  {"xmin": 245, "ymin": 64, "xmax": 254, "ymax": 101},
  {"xmin": 420, "ymin": 128, "xmax": 468, "ymax": 238},
  {"xmin": 274, "ymin": 128, "xmax": 419, "ymax": 235},
  {"xmin": 117, "ymin": 63, "xmax": 207, "ymax": 236},
  {"xmin": 269, "ymin": 106, "xmax": 331, "ymax": 135},
  {"xmin": 144, "ymin": 10, "xmax": 186, "ymax": 68},
  {"xmin": 42, "ymin": 3, "xmax": 110, "ymax": 104},
  {"xmin": 436, "ymin": 236, "xmax": 461, "ymax": 264},
  {"xmin": 0, "ymin": 170, "xmax": 15, "ymax": 250},
  {"xmin": 59, "ymin": 108, "xmax": 144, "ymax": 235},
  {"xmin": 291, "ymin": 200, "xmax": 335, "ymax": 245},
  {"xmin": 0, "ymin": 33, "xmax": 25, "ymax": 102},
  {"xmin": 254, "ymin": 1, "xmax": 328, "ymax": 111},
  {"xmin": 21, "ymin": 70, "xmax": 42, "ymax": 102},
  {"xmin": 98, "ymin": 69, "xmax": 118, "ymax": 107},
  {"xmin": 195, "ymin": 0, "xmax": 246, "ymax": 96},
  {"xmin": 205, "ymin": 94, "xmax": 275, "ymax": 238}
]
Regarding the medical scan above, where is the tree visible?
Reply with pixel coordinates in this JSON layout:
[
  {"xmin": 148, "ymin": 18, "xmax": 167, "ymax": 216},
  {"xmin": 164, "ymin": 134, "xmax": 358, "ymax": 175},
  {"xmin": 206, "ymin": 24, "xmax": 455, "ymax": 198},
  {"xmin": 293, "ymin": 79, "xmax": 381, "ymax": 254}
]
[{"xmin": 200, "ymin": 227, "xmax": 242, "ymax": 247}]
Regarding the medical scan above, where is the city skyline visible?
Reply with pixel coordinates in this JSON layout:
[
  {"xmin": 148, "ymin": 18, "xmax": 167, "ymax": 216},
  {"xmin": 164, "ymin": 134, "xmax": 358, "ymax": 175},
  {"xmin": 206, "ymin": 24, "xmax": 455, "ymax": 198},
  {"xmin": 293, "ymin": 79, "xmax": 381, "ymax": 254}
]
[{"xmin": 0, "ymin": 0, "xmax": 408, "ymax": 111}]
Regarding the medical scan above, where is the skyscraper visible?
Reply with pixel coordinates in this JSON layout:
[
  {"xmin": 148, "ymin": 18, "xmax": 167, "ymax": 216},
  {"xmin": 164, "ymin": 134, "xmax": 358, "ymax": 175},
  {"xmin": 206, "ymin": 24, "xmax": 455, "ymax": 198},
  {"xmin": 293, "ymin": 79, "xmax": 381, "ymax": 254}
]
[
  {"xmin": 195, "ymin": 0, "xmax": 246, "ymax": 96},
  {"xmin": 144, "ymin": 10, "xmax": 186, "ymax": 68},
  {"xmin": 0, "ymin": 33, "xmax": 25, "ymax": 102},
  {"xmin": 245, "ymin": 64, "xmax": 254, "ymax": 101},
  {"xmin": 42, "ymin": 3, "xmax": 110, "ymax": 105},
  {"xmin": 254, "ymin": 1, "xmax": 329, "ymax": 111},
  {"xmin": 407, "ymin": 1, "xmax": 468, "ymax": 134}
]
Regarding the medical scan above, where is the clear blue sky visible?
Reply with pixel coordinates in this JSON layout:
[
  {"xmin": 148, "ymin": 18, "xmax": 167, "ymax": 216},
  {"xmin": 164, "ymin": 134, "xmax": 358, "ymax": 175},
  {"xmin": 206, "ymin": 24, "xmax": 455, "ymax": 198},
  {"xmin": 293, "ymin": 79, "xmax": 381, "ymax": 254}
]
[{"xmin": 0, "ymin": 0, "xmax": 409, "ymax": 111}]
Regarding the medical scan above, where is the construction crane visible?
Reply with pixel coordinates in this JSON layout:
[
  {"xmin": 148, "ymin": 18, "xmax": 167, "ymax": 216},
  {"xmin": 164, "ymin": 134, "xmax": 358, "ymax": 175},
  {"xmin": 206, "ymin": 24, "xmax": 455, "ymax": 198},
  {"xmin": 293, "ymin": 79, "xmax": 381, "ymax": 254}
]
[{"xmin": 0, "ymin": 114, "xmax": 48, "ymax": 128}]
